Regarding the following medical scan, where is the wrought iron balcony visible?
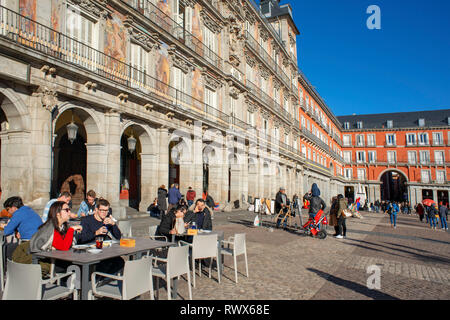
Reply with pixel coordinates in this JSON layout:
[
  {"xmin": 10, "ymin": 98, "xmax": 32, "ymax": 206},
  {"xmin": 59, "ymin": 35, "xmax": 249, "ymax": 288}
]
[
  {"xmin": 124, "ymin": 0, "xmax": 222, "ymax": 70},
  {"xmin": 0, "ymin": 5, "xmax": 229, "ymax": 126}
]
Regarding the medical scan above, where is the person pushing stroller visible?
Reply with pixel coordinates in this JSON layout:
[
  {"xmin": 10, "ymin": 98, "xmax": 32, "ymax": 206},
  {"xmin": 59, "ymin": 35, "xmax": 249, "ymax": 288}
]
[{"xmin": 303, "ymin": 183, "xmax": 327, "ymax": 225}]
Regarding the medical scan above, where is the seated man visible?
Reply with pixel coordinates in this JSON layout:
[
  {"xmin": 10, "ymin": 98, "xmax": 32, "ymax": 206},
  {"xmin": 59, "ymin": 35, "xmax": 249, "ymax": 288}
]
[
  {"xmin": 77, "ymin": 189, "xmax": 98, "ymax": 217},
  {"xmin": 0, "ymin": 196, "xmax": 43, "ymax": 260},
  {"xmin": 275, "ymin": 187, "xmax": 289, "ymax": 229},
  {"xmin": 185, "ymin": 199, "xmax": 212, "ymax": 231},
  {"xmin": 78, "ymin": 198, "xmax": 123, "ymax": 275},
  {"xmin": 42, "ymin": 191, "xmax": 76, "ymax": 222}
]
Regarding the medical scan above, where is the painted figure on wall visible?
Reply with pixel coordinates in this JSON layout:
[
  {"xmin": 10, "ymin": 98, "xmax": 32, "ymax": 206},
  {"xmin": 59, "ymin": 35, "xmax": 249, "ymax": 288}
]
[
  {"xmin": 192, "ymin": 68, "xmax": 204, "ymax": 109},
  {"xmin": 156, "ymin": 43, "xmax": 170, "ymax": 94},
  {"xmin": 191, "ymin": 4, "xmax": 203, "ymax": 56},
  {"xmin": 104, "ymin": 12, "xmax": 127, "ymax": 75},
  {"xmin": 19, "ymin": 0, "xmax": 36, "ymax": 34}
]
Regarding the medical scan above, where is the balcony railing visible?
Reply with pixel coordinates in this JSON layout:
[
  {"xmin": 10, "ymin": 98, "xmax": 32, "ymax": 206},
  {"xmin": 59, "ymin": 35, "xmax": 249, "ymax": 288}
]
[
  {"xmin": 124, "ymin": 0, "xmax": 222, "ymax": 70},
  {"xmin": 301, "ymin": 128, "xmax": 330, "ymax": 152},
  {"xmin": 0, "ymin": 5, "xmax": 229, "ymax": 125}
]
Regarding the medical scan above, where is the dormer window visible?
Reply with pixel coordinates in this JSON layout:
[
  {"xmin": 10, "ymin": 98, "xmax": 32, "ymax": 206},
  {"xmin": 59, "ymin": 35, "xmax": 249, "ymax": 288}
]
[
  {"xmin": 387, "ymin": 120, "xmax": 393, "ymax": 128},
  {"xmin": 357, "ymin": 121, "xmax": 363, "ymax": 129},
  {"xmin": 447, "ymin": 117, "xmax": 450, "ymax": 125},
  {"xmin": 418, "ymin": 118, "xmax": 425, "ymax": 127},
  {"xmin": 344, "ymin": 122, "xmax": 350, "ymax": 129}
]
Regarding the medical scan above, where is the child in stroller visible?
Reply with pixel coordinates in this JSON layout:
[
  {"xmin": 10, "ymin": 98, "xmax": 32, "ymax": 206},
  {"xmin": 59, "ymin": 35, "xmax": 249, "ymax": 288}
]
[{"xmin": 301, "ymin": 209, "xmax": 328, "ymax": 239}]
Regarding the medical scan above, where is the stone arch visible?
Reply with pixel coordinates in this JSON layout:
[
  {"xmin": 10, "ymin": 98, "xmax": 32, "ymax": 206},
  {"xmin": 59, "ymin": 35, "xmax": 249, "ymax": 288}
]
[
  {"xmin": 0, "ymin": 83, "xmax": 31, "ymax": 131},
  {"xmin": 377, "ymin": 168, "xmax": 409, "ymax": 182},
  {"xmin": 120, "ymin": 120, "xmax": 156, "ymax": 155},
  {"xmin": 55, "ymin": 101, "xmax": 104, "ymax": 145}
]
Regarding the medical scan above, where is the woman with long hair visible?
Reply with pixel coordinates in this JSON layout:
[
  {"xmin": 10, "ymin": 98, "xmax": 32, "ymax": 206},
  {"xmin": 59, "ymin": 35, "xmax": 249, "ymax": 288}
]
[{"xmin": 12, "ymin": 201, "xmax": 82, "ymax": 276}]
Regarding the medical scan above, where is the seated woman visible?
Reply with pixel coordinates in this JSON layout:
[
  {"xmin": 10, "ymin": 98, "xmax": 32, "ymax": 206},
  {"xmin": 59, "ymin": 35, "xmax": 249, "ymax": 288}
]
[
  {"xmin": 158, "ymin": 204, "xmax": 189, "ymax": 241},
  {"xmin": 12, "ymin": 201, "xmax": 82, "ymax": 277}
]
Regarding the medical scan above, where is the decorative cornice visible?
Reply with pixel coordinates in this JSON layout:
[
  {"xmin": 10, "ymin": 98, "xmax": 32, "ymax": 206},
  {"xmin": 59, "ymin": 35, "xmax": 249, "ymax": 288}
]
[
  {"xmin": 244, "ymin": 50, "xmax": 256, "ymax": 68},
  {"xmin": 258, "ymin": 24, "xmax": 269, "ymax": 42},
  {"xmin": 124, "ymin": 16, "xmax": 160, "ymax": 52},
  {"xmin": 200, "ymin": 9, "xmax": 223, "ymax": 34},
  {"xmin": 68, "ymin": 0, "xmax": 110, "ymax": 20},
  {"xmin": 258, "ymin": 64, "xmax": 270, "ymax": 80},
  {"xmin": 168, "ymin": 45, "xmax": 195, "ymax": 73},
  {"xmin": 180, "ymin": 0, "xmax": 196, "ymax": 8},
  {"xmin": 202, "ymin": 69, "xmax": 223, "ymax": 90}
]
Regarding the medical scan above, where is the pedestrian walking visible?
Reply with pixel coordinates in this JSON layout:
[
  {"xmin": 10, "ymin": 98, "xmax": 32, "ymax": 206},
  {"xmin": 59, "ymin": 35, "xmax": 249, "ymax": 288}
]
[
  {"xmin": 438, "ymin": 202, "xmax": 448, "ymax": 230},
  {"xmin": 415, "ymin": 203, "xmax": 425, "ymax": 222},
  {"xmin": 157, "ymin": 185, "xmax": 168, "ymax": 217},
  {"xmin": 388, "ymin": 201, "xmax": 399, "ymax": 229}
]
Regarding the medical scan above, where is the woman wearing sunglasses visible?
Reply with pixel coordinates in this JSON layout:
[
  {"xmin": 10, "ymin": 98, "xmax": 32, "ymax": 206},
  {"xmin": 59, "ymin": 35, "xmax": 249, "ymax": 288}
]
[{"xmin": 12, "ymin": 201, "xmax": 82, "ymax": 276}]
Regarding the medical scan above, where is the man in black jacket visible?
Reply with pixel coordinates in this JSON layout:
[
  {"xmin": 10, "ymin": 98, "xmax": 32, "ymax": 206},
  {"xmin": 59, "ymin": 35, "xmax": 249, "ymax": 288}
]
[
  {"xmin": 275, "ymin": 188, "xmax": 289, "ymax": 228},
  {"xmin": 303, "ymin": 183, "xmax": 326, "ymax": 220},
  {"xmin": 185, "ymin": 199, "xmax": 212, "ymax": 231}
]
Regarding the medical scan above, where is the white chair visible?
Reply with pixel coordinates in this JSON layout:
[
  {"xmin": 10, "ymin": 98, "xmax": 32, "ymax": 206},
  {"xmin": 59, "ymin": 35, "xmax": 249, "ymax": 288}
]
[
  {"xmin": 0, "ymin": 236, "xmax": 5, "ymax": 291},
  {"xmin": 148, "ymin": 225, "xmax": 168, "ymax": 242},
  {"xmin": 180, "ymin": 234, "xmax": 221, "ymax": 288},
  {"xmin": 88, "ymin": 256, "xmax": 154, "ymax": 300},
  {"xmin": 151, "ymin": 244, "xmax": 192, "ymax": 300},
  {"xmin": 221, "ymin": 233, "xmax": 249, "ymax": 284},
  {"xmin": 2, "ymin": 260, "xmax": 77, "ymax": 300},
  {"xmin": 118, "ymin": 220, "xmax": 132, "ymax": 237}
]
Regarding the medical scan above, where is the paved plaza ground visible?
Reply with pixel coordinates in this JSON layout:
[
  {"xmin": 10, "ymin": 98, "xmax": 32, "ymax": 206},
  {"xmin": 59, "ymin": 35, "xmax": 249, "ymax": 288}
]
[{"xmin": 131, "ymin": 209, "xmax": 450, "ymax": 300}]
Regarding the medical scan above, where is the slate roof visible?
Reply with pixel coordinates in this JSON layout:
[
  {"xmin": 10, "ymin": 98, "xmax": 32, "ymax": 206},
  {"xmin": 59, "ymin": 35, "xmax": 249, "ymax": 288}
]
[{"xmin": 337, "ymin": 109, "xmax": 450, "ymax": 130}]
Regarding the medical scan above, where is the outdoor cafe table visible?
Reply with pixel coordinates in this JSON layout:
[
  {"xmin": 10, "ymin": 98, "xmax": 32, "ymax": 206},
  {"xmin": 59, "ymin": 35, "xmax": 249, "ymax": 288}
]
[
  {"xmin": 171, "ymin": 230, "xmax": 225, "ymax": 274},
  {"xmin": 32, "ymin": 238, "xmax": 174, "ymax": 300}
]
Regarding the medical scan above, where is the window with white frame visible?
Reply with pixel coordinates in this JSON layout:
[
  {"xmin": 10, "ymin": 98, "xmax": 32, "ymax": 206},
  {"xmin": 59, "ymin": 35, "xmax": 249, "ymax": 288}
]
[
  {"xmin": 247, "ymin": 111, "xmax": 255, "ymax": 127},
  {"xmin": 436, "ymin": 170, "xmax": 446, "ymax": 183},
  {"xmin": 204, "ymin": 87, "xmax": 217, "ymax": 109},
  {"xmin": 203, "ymin": 25, "xmax": 217, "ymax": 56},
  {"xmin": 356, "ymin": 134, "xmax": 365, "ymax": 146},
  {"xmin": 130, "ymin": 43, "xmax": 149, "ymax": 85},
  {"xmin": 273, "ymin": 127, "xmax": 279, "ymax": 140},
  {"xmin": 387, "ymin": 151, "xmax": 396, "ymax": 164},
  {"xmin": 172, "ymin": 0, "xmax": 185, "ymax": 39},
  {"xmin": 343, "ymin": 135, "xmax": 352, "ymax": 146},
  {"xmin": 421, "ymin": 170, "xmax": 431, "ymax": 183},
  {"xmin": 418, "ymin": 132, "xmax": 429, "ymax": 145},
  {"xmin": 263, "ymin": 118, "xmax": 268, "ymax": 133},
  {"xmin": 406, "ymin": 133, "xmax": 416, "ymax": 146},
  {"xmin": 313, "ymin": 151, "xmax": 316, "ymax": 162},
  {"xmin": 368, "ymin": 151, "xmax": 376, "ymax": 163},
  {"xmin": 386, "ymin": 133, "xmax": 396, "ymax": 146},
  {"xmin": 419, "ymin": 150, "xmax": 430, "ymax": 164},
  {"xmin": 185, "ymin": 5, "xmax": 192, "ymax": 33},
  {"xmin": 246, "ymin": 63, "xmax": 254, "ymax": 83},
  {"xmin": 172, "ymin": 66, "xmax": 186, "ymax": 93},
  {"xmin": 367, "ymin": 134, "xmax": 376, "ymax": 146},
  {"xmin": 432, "ymin": 132, "xmax": 443, "ymax": 145},
  {"xmin": 301, "ymin": 144, "xmax": 307, "ymax": 157},
  {"xmin": 343, "ymin": 122, "xmax": 350, "ymax": 129},
  {"xmin": 407, "ymin": 151, "xmax": 417, "ymax": 164},
  {"xmin": 357, "ymin": 168, "xmax": 366, "ymax": 181},
  {"xmin": 343, "ymin": 151, "xmax": 352, "ymax": 163},
  {"xmin": 434, "ymin": 150, "xmax": 445, "ymax": 165},
  {"xmin": 356, "ymin": 151, "xmax": 366, "ymax": 163},
  {"xmin": 344, "ymin": 168, "xmax": 353, "ymax": 180},
  {"xmin": 307, "ymin": 148, "xmax": 311, "ymax": 160},
  {"xmin": 357, "ymin": 121, "xmax": 363, "ymax": 129},
  {"xmin": 387, "ymin": 120, "xmax": 393, "ymax": 128},
  {"xmin": 301, "ymin": 116, "xmax": 305, "ymax": 128}
]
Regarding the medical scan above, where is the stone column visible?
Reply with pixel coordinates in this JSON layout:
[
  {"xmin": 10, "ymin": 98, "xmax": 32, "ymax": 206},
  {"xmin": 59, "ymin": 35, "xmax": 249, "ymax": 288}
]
[
  {"xmin": 192, "ymin": 135, "xmax": 203, "ymax": 195},
  {"xmin": 86, "ymin": 143, "xmax": 107, "ymax": 200},
  {"xmin": 157, "ymin": 127, "xmax": 169, "ymax": 188},
  {"xmin": 104, "ymin": 111, "xmax": 122, "ymax": 217},
  {"xmin": 140, "ymin": 153, "xmax": 158, "ymax": 212}
]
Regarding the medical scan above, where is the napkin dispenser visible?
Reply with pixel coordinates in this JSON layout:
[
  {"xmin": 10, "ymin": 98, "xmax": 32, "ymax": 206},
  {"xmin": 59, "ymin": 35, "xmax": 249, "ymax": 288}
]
[
  {"xmin": 120, "ymin": 238, "xmax": 136, "ymax": 247},
  {"xmin": 187, "ymin": 229, "xmax": 198, "ymax": 236}
]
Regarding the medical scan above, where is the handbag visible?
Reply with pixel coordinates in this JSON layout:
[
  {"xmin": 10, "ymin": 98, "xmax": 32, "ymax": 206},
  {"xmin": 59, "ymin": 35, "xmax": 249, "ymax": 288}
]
[
  {"xmin": 174, "ymin": 217, "xmax": 185, "ymax": 235},
  {"xmin": 342, "ymin": 209, "xmax": 352, "ymax": 218}
]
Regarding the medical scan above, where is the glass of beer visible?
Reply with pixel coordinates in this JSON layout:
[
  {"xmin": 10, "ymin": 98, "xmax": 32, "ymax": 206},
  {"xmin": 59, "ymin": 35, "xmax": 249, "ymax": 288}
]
[{"xmin": 95, "ymin": 236, "xmax": 103, "ymax": 249}]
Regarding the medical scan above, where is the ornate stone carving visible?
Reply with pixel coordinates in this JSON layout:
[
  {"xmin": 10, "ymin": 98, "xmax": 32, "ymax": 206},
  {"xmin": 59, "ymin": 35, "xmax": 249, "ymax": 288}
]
[
  {"xmin": 125, "ymin": 16, "xmax": 160, "ymax": 52},
  {"xmin": 202, "ymin": 69, "xmax": 223, "ymax": 90},
  {"xmin": 200, "ymin": 9, "xmax": 222, "ymax": 34},
  {"xmin": 229, "ymin": 86, "xmax": 241, "ymax": 99},
  {"xmin": 247, "ymin": 101, "xmax": 258, "ymax": 113},
  {"xmin": 273, "ymin": 79, "xmax": 282, "ymax": 91},
  {"xmin": 168, "ymin": 46, "xmax": 195, "ymax": 73},
  {"xmin": 244, "ymin": 50, "xmax": 256, "ymax": 68},
  {"xmin": 243, "ymin": 4, "xmax": 256, "ymax": 24},
  {"xmin": 258, "ymin": 64, "xmax": 270, "ymax": 80},
  {"xmin": 180, "ymin": 0, "xmax": 196, "ymax": 8},
  {"xmin": 117, "ymin": 93, "xmax": 128, "ymax": 102},
  {"xmin": 144, "ymin": 103, "xmax": 153, "ymax": 111},
  {"xmin": 33, "ymin": 86, "xmax": 58, "ymax": 112},
  {"xmin": 258, "ymin": 25, "xmax": 269, "ymax": 42},
  {"xmin": 68, "ymin": 0, "xmax": 110, "ymax": 20}
]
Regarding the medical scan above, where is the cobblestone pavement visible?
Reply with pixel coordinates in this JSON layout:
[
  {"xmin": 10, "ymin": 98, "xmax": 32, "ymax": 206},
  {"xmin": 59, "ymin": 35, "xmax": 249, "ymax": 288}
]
[{"xmin": 130, "ymin": 210, "xmax": 449, "ymax": 300}]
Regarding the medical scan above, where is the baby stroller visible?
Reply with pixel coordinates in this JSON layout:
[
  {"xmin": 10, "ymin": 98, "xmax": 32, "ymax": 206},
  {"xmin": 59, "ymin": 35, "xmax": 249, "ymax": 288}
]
[{"xmin": 301, "ymin": 209, "xmax": 328, "ymax": 239}]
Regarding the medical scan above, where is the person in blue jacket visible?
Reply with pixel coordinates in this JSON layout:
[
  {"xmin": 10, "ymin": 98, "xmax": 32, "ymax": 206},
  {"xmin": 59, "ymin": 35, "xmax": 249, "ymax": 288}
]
[
  {"xmin": 389, "ymin": 201, "xmax": 400, "ymax": 229},
  {"xmin": 168, "ymin": 183, "xmax": 182, "ymax": 212},
  {"xmin": 0, "ymin": 196, "xmax": 43, "ymax": 260}
]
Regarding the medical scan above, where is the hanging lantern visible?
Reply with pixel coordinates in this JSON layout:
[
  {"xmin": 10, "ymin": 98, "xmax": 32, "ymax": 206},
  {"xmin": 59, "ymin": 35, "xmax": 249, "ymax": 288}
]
[
  {"xmin": 66, "ymin": 121, "xmax": 78, "ymax": 144},
  {"xmin": 127, "ymin": 134, "xmax": 137, "ymax": 153}
]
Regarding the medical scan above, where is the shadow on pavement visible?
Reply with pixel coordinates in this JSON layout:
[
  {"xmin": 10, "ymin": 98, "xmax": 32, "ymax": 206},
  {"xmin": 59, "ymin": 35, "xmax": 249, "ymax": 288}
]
[{"xmin": 307, "ymin": 268, "xmax": 399, "ymax": 300}]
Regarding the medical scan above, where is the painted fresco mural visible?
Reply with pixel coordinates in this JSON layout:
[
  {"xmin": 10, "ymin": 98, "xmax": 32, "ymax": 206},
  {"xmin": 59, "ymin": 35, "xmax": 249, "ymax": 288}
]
[
  {"xmin": 50, "ymin": 0, "xmax": 60, "ymax": 42},
  {"xmin": 191, "ymin": 3, "xmax": 203, "ymax": 56},
  {"xmin": 104, "ymin": 11, "xmax": 127, "ymax": 74},
  {"xmin": 192, "ymin": 68, "xmax": 204, "ymax": 109},
  {"xmin": 19, "ymin": 0, "xmax": 36, "ymax": 34},
  {"xmin": 156, "ymin": 0, "xmax": 173, "ymax": 31},
  {"xmin": 155, "ymin": 43, "xmax": 170, "ymax": 94}
]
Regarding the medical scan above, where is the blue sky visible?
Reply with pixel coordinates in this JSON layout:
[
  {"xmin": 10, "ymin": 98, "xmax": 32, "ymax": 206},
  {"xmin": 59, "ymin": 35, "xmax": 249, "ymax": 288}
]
[{"xmin": 287, "ymin": 0, "xmax": 450, "ymax": 116}]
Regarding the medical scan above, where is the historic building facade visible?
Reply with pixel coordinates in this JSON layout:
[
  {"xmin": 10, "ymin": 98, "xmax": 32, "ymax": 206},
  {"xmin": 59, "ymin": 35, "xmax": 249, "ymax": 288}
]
[
  {"xmin": 0, "ymin": 0, "xmax": 446, "ymax": 219},
  {"xmin": 0, "ymin": 0, "xmax": 347, "ymax": 217},
  {"xmin": 338, "ymin": 110, "xmax": 450, "ymax": 207}
]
